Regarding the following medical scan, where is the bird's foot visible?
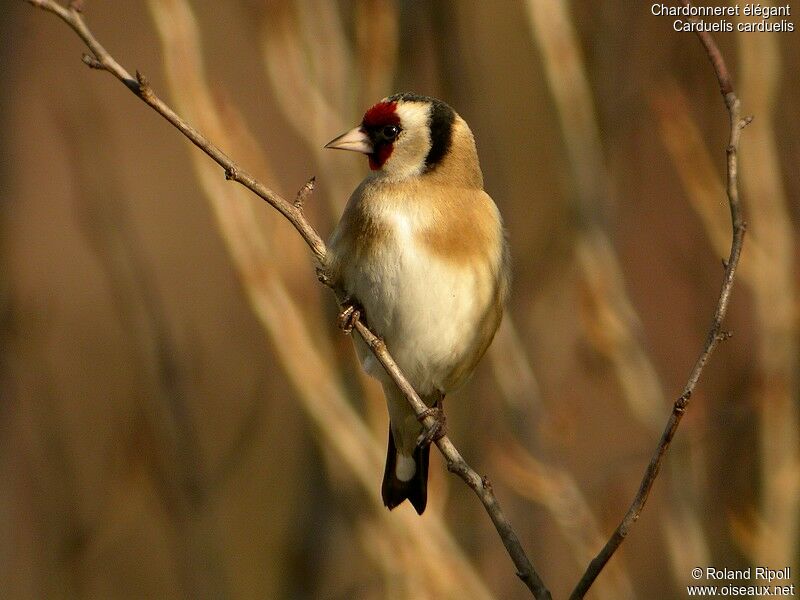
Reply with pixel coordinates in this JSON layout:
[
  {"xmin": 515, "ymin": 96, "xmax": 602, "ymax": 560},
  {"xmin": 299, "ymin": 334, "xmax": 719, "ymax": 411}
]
[
  {"xmin": 337, "ymin": 299, "xmax": 363, "ymax": 334},
  {"xmin": 416, "ymin": 406, "xmax": 447, "ymax": 448}
]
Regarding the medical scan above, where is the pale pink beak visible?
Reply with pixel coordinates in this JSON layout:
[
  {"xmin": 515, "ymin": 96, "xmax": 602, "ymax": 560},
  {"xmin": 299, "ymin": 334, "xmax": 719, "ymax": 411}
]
[{"xmin": 324, "ymin": 126, "xmax": 373, "ymax": 154}]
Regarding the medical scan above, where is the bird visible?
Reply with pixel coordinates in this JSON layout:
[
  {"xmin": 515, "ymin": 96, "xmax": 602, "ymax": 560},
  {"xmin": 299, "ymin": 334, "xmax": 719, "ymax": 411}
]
[{"xmin": 324, "ymin": 93, "xmax": 509, "ymax": 515}]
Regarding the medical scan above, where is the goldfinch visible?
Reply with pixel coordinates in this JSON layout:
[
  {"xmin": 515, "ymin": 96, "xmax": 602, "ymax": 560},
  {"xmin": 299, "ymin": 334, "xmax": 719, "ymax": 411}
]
[{"xmin": 325, "ymin": 93, "xmax": 509, "ymax": 514}]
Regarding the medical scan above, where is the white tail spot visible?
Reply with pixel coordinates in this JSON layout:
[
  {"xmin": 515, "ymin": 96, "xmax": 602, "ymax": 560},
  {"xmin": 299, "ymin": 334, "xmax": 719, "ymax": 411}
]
[{"xmin": 395, "ymin": 453, "xmax": 416, "ymax": 481}]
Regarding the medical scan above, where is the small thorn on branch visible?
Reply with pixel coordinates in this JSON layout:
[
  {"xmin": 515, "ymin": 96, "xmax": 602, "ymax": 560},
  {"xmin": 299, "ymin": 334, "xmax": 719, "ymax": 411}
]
[
  {"xmin": 721, "ymin": 258, "xmax": 729, "ymax": 269},
  {"xmin": 224, "ymin": 166, "xmax": 237, "ymax": 181},
  {"xmin": 68, "ymin": 0, "xmax": 84, "ymax": 12},
  {"xmin": 135, "ymin": 70, "xmax": 154, "ymax": 101},
  {"xmin": 740, "ymin": 115, "xmax": 754, "ymax": 129},
  {"xmin": 81, "ymin": 53, "xmax": 103, "ymax": 69},
  {"xmin": 294, "ymin": 176, "xmax": 316, "ymax": 208},
  {"xmin": 675, "ymin": 390, "xmax": 692, "ymax": 414},
  {"xmin": 368, "ymin": 335, "xmax": 385, "ymax": 353},
  {"xmin": 716, "ymin": 330, "xmax": 733, "ymax": 342}
]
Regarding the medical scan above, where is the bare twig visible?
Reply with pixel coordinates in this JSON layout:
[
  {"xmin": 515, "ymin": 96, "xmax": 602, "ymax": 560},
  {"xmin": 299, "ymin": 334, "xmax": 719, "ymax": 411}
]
[
  {"xmin": 23, "ymin": 1, "xmax": 550, "ymax": 597},
  {"xmin": 569, "ymin": 11, "xmax": 747, "ymax": 600}
]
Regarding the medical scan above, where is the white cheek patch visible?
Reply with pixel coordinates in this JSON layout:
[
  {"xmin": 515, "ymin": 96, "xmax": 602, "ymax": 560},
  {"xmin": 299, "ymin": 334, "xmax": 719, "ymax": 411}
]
[
  {"xmin": 383, "ymin": 102, "xmax": 431, "ymax": 180},
  {"xmin": 395, "ymin": 453, "xmax": 417, "ymax": 481}
]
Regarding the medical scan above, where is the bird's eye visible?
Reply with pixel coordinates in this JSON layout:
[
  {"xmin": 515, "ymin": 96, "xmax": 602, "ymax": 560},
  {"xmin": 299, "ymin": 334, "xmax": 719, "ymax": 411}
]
[{"xmin": 382, "ymin": 125, "xmax": 400, "ymax": 140}]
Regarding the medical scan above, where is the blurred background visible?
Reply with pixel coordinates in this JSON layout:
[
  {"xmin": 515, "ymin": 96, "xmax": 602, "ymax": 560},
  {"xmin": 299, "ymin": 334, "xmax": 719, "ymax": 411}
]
[{"xmin": 2, "ymin": 1, "xmax": 798, "ymax": 598}]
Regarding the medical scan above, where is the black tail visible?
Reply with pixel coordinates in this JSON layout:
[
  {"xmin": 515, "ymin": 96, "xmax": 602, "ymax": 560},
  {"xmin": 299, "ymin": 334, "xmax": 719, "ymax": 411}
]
[{"xmin": 381, "ymin": 428, "xmax": 430, "ymax": 515}]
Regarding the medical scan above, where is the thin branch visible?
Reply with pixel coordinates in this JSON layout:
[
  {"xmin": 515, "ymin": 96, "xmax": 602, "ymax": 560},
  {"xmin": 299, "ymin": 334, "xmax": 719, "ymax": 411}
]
[
  {"xmin": 23, "ymin": 1, "xmax": 550, "ymax": 597},
  {"xmin": 569, "ymin": 11, "xmax": 748, "ymax": 600}
]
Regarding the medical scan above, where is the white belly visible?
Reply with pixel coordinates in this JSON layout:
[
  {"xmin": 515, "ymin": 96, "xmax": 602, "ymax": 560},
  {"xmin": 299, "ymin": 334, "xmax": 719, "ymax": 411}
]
[{"xmin": 343, "ymin": 215, "xmax": 496, "ymax": 395}]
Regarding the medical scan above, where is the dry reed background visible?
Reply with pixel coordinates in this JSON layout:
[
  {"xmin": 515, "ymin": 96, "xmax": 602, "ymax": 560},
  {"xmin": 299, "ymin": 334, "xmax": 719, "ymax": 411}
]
[{"xmin": 2, "ymin": 1, "xmax": 798, "ymax": 598}]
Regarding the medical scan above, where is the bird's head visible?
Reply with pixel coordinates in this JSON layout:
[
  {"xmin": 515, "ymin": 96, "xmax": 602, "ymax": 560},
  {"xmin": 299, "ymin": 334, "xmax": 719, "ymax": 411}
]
[{"xmin": 325, "ymin": 93, "xmax": 462, "ymax": 181}]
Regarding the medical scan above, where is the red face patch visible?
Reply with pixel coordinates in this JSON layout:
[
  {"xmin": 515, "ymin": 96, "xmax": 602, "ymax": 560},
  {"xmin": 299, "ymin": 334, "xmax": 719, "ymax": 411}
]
[
  {"xmin": 362, "ymin": 101, "xmax": 401, "ymax": 170},
  {"xmin": 368, "ymin": 145, "xmax": 394, "ymax": 170},
  {"xmin": 362, "ymin": 101, "xmax": 400, "ymax": 128}
]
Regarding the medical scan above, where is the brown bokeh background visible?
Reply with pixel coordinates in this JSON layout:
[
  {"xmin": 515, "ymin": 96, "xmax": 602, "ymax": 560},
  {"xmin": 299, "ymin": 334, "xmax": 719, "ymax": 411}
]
[{"xmin": 2, "ymin": 1, "xmax": 798, "ymax": 598}]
